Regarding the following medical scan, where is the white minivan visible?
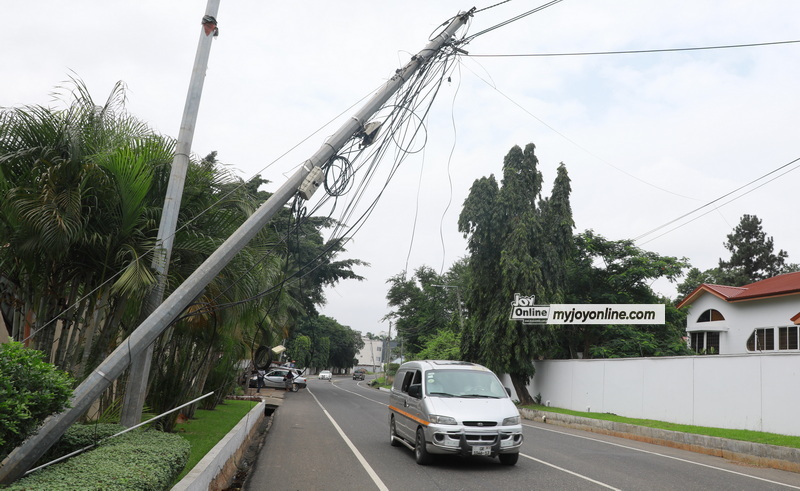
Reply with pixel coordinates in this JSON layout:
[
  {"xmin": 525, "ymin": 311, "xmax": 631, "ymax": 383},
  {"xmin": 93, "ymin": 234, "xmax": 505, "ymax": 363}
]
[{"xmin": 388, "ymin": 360, "xmax": 523, "ymax": 465}]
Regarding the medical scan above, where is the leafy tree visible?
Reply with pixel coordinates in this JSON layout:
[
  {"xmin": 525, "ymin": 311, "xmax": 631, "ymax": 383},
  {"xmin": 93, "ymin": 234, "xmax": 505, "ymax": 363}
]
[
  {"xmin": 556, "ymin": 231, "xmax": 690, "ymax": 359},
  {"xmin": 384, "ymin": 265, "xmax": 463, "ymax": 353},
  {"xmin": 293, "ymin": 315, "xmax": 363, "ymax": 371},
  {"xmin": 287, "ymin": 334, "xmax": 312, "ymax": 369},
  {"xmin": 0, "ymin": 342, "xmax": 74, "ymax": 459},
  {"xmin": 413, "ymin": 330, "xmax": 461, "ymax": 361},
  {"xmin": 458, "ymin": 144, "xmax": 573, "ymax": 404}
]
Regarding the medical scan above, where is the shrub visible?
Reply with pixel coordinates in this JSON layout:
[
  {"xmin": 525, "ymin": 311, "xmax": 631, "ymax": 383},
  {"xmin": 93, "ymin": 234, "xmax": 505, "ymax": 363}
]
[
  {"xmin": 36, "ymin": 424, "xmax": 125, "ymax": 466},
  {"xmin": 4, "ymin": 429, "xmax": 190, "ymax": 490},
  {"xmin": 0, "ymin": 342, "xmax": 74, "ymax": 460}
]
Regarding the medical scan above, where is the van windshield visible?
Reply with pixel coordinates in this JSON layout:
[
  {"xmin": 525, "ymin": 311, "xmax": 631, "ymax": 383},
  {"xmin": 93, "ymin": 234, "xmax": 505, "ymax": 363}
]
[{"xmin": 424, "ymin": 369, "xmax": 506, "ymax": 398}]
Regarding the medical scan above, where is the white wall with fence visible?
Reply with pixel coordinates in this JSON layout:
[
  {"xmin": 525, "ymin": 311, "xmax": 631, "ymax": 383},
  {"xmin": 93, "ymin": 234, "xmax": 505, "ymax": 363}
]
[{"xmin": 502, "ymin": 352, "xmax": 800, "ymax": 437}]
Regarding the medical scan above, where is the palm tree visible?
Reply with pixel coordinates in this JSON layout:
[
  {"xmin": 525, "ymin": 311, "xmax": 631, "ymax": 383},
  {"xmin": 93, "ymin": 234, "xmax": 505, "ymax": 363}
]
[{"xmin": 0, "ymin": 79, "xmax": 170, "ymax": 380}]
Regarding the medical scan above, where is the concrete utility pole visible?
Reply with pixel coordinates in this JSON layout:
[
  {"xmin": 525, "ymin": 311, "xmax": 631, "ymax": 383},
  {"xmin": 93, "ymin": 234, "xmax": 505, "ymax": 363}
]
[
  {"xmin": 0, "ymin": 9, "xmax": 472, "ymax": 483},
  {"xmin": 432, "ymin": 284, "xmax": 465, "ymax": 331},
  {"xmin": 121, "ymin": 0, "xmax": 221, "ymax": 428}
]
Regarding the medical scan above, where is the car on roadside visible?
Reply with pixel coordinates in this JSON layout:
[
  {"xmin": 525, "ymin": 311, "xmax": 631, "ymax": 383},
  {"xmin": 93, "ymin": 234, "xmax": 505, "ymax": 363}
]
[
  {"xmin": 353, "ymin": 368, "xmax": 367, "ymax": 380},
  {"xmin": 319, "ymin": 370, "xmax": 332, "ymax": 380},
  {"xmin": 249, "ymin": 368, "xmax": 307, "ymax": 391}
]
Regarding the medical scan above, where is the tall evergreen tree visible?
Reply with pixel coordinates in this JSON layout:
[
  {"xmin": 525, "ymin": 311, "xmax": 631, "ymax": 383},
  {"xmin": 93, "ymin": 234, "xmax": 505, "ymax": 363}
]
[
  {"xmin": 717, "ymin": 214, "xmax": 790, "ymax": 286},
  {"xmin": 458, "ymin": 143, "xmax": 573, "ymax": 404},
  {"xmin": 677, "ymin": 214, "xmax": 797, "ymax": 294}
]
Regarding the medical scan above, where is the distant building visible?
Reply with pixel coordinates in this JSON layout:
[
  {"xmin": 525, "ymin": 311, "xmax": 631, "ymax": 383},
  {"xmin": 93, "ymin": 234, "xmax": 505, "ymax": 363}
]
[
  {"xmin": 354, "ymin": 337, "xmax": 384, "ymax": 371},
  {"xmin": 677, "ymin": 271, "xmax": 800, "ymax": 355}
]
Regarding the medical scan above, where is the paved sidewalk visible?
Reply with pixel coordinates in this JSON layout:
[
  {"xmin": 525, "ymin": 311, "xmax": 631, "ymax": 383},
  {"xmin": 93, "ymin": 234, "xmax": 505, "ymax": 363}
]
[{"xmin": 242, "ymin": 386, "xmax": 379, "ymax": 490}]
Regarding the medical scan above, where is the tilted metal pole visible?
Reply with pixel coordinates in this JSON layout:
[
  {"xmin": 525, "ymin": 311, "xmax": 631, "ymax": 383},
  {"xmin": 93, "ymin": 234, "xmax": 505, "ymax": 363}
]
[
  {"xmin": 0, "ymin": 9, "xmax": 471, "ymax": 483},
  {"xmin": 121, "ymin": 0, "xmax": 221, "ymax": 428}
]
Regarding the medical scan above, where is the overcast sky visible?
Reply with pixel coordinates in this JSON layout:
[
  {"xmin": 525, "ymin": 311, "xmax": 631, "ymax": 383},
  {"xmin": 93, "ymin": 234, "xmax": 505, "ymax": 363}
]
[{"xmin": 5, "ymin": 1, "xmax": 800, "ymax": 336}]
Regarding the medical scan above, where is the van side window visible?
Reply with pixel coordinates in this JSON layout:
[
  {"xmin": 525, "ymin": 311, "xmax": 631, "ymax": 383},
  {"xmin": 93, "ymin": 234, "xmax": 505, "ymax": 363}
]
[
  {"xmin": 400, "ymin": 370, "xmax": 418, "ymax": 393},
  {"xmin": 393, "ymin": 370, "xmax": 407, "ymax": 391}
]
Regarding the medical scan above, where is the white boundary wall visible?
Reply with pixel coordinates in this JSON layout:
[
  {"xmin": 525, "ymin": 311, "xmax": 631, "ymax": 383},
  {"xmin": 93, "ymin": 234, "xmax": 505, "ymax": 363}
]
[{"xmin": 504, "ymin": 352, "xmax": 800, "ymax": 436}]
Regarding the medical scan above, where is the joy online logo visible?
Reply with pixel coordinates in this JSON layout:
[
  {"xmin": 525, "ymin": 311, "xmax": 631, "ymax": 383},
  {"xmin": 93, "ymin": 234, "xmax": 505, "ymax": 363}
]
[{"xmin": 509, "ymin": 293, "xmax": 550, "ymax": 324}]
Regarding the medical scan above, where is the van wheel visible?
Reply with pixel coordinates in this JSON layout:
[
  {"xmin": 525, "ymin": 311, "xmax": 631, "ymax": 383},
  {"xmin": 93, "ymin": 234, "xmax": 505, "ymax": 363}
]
[
  {"xmin": 499, "ymin": 453, "xmax": 519, "ymax": 466},
  {"xmin": 414, "ymin": 427, "xmax": 433, "ymax": 465},
  {"xmin": 389, "ymin": 417, "xmax": 401, "ymax": 447}
]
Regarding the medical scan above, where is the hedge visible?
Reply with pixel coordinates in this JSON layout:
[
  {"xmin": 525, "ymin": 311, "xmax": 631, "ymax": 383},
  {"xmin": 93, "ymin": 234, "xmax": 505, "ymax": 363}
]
[
  {"xmin": 3, "ymin": 429, "xmax": 190, "ymax": 490},
  {"xmin": 36, "ymin": 424, "xmax": 125, "ymax": 466}
]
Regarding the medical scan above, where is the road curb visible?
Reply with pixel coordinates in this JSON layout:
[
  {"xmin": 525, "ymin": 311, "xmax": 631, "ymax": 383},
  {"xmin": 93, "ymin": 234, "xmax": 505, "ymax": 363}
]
[
  {"xmin": 520, "ymin": 408, "xmax": 800, "ymax": 473},
  {"xmin": 172, "ymin": 395, "xmax": 281, "ymax": 491}
]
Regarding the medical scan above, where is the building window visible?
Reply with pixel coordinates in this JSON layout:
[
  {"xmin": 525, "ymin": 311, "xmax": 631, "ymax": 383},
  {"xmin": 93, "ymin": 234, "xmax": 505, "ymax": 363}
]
[
  {"xmin": 690, "ymin": 331, "xmax": 720, "ymax": 354},
  {"xmin": 697, "ymin": 309, "xmax": 725, "ymax": 322},
  {"xmin": 377, "ymin": 346, "xmax": 381, "ymax": 352},
  {"xmin": 690, "ymin": 332, "xmax": 704, "ymax": 352},
  {"xmin": 706, "ymin": 332, "xmax": 720, "ymax": 354},
  {"xmin": 746, "ymin": 328, "xmax": 775, "ymax": 351},
  {"xmin": 778, "ymin": 326, "xmax": 799, "ymax": 350}
]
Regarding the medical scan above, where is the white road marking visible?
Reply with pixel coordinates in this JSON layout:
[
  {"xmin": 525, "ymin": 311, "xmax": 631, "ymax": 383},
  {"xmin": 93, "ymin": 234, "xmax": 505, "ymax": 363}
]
[
  {"xmin": 526, "ymin": 423, "xmax": 800, "ymax": 489},
  {"xmin": 332, "ymin": 379, "xmax": 389, "ymax": 406},
  {"xmin": 307, "ymin": 385, "xmax": 389, "ymax": 491},
  {"xmin": 520, "ymin": 453, "xmax": 621, "ymax": 490}
]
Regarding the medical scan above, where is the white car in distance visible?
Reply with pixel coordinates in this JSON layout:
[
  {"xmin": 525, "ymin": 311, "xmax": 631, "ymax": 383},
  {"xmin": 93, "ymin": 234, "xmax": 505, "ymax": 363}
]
[{"xmin": 319, "ymin": 370, "xmax": 332, "ymax": 381}]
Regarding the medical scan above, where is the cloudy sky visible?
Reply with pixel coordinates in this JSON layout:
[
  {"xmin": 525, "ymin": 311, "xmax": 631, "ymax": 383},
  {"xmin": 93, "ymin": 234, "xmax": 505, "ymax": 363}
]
[{"xmin": 5, "ymin": 1, "xmax": 799, "ymax": 336}]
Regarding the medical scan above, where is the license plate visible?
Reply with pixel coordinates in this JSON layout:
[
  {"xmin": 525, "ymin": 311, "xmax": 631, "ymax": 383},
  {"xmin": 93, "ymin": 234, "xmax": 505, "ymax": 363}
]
[{"xmin": 472, "ymin": 445, "xmax": 491, "ymax": 456}]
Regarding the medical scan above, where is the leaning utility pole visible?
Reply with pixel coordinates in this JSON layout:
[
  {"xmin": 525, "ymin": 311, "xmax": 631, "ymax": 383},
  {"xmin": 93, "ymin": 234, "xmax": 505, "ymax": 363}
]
[
  {"xmin": 0, "ymin": 9, "xmax": 472, "ymax": 483},
  {"xmin": 120, "ymin": 0, "xmax": 221, "ymax": 428}
]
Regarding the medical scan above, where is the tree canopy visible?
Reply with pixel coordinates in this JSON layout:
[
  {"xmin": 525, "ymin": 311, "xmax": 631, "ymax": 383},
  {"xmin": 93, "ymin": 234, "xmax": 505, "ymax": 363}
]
[
  {"xmin": 458, "ymin": 143, "xmax": 573, "ymax": 404},
  {"xmin": 677, "ymin": 214, "xmax": 798, "ymax": 295},
  {"xmin": 556, "ymin": 231, "xmax": 690, "ymax": 359}
]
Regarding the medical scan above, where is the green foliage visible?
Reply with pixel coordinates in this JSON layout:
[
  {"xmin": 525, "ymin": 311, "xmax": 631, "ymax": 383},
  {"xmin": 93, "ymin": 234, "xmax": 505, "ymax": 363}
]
[
  {"xmin": 413, "ymin": 330, "xmax": 462, "ymax": 361},
  {"xmin": 4, "ymin": 429, "xmax": 190, "ymax": 491},
  {"xmin": 37, "ymin": 424, "xmax": 125, "ymax": 466},
  {"xmin": 172, "ymin": 399, "xmax": 255, "ymax": 484},
  {"xmin": 292, "ymin": 315, "xmax": 363, "ymax": 370},
  {"xmin": 677, "ymin": 214, "xmax": 799, "ymax": 294},
  {"xmin": 458, "ymin": 143, "xmax": 573, "ymax": 403},
  {"xmin": 384, "ymin": 263, "xmax": 466, "ymax": 353},
  {"xmin": 555, "ymin": 231, "xmax": 690, "ymax": 359},
  {"xmin": 287, "ymin": 335, "xmax": 312, "ymax": 369},
  {"xmin": 527, "ymin": 404, "xmax": 800, "ymax": 449},
  {"xmin": 0, "ymin": 342, "xmax": 74, "ymax": 460},
  {"xmin": 718, "ymin": 214, "xmax": 790, "ymax": 285}
]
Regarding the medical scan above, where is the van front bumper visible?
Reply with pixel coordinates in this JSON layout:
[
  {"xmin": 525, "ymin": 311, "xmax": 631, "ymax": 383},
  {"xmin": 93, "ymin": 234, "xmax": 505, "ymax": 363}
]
[{"xmin": 425, "ymin": 425, "xmax": 523, "ymax": 456}]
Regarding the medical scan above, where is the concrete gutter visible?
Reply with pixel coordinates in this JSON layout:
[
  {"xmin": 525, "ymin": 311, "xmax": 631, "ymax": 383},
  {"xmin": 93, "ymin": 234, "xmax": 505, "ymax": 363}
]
[
  {"xmin": 172, "ymin": 396, "xmax": 277, "ymax": 491},
  {"xmin": 520, "ymin": 408, "xmax": 800, "ymax": 473}
]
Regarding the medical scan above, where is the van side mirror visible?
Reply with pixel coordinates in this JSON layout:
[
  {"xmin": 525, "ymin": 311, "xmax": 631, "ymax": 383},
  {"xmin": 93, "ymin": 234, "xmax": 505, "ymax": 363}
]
[
  {"xmin": 505, "ymin": 387, "xmax": 511, "ymax": 397},
  {"xmin": 408, "ymin": 384, "xmax": 422, "ymax": 399}
]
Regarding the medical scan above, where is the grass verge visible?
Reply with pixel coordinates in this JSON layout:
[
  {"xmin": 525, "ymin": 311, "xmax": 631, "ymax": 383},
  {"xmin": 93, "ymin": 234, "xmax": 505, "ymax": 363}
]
[
  {"xmin": 522, "ymin": 404, "xmax": 800, "ymax": 449},
  {"xmin": 172, "ymin": 399, "xmax": 260, "ymax": 483}
]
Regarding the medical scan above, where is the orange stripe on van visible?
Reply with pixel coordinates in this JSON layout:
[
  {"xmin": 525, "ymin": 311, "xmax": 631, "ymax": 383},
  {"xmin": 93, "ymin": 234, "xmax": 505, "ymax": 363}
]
[{"xmin": 389, "ymin": 405, "xmax": 429, "ymax": 426}]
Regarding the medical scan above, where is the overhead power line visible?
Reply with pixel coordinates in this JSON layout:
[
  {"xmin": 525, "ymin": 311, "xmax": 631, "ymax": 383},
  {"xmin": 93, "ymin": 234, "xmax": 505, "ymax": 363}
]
[
  {"xmin": 634, "ymin": 156, "xmax": 800, "ymax": 245},
  {"xmin": 468, "ymin": 39, "xmax": 800, "ymax": 58}
]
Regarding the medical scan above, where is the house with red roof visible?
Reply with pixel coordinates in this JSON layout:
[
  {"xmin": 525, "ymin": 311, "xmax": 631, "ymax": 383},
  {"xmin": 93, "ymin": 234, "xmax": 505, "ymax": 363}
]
[{"xmin": 676, "ymin": 271, "xmax": 800, "ymax": 354}]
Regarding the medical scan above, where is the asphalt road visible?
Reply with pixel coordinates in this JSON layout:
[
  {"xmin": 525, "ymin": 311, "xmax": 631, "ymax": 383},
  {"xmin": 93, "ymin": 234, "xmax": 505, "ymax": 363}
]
[{"xmin": 245, "ymin": 375, "xmax": 800, "ymax": 491}]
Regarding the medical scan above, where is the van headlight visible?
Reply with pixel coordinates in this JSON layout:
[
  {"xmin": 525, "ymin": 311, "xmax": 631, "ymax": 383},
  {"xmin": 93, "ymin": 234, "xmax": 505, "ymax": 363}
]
[
  {"xmin": 429, "ymin": 414, "xmax": 457, "ymax": 425},
  {"xmin": 502, "ymin": 415, "xmax": 520, "ymax": 426}
]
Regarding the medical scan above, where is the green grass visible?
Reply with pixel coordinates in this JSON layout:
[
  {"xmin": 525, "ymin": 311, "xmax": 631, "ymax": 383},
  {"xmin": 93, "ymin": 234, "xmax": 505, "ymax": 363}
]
[
  {"xmin": 172, "ymin": 399, "xmax": 260, "ymax": 483},
  {"xmin": 522, "ymin": 404, "xmax": 800, "ymax": 449}
]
